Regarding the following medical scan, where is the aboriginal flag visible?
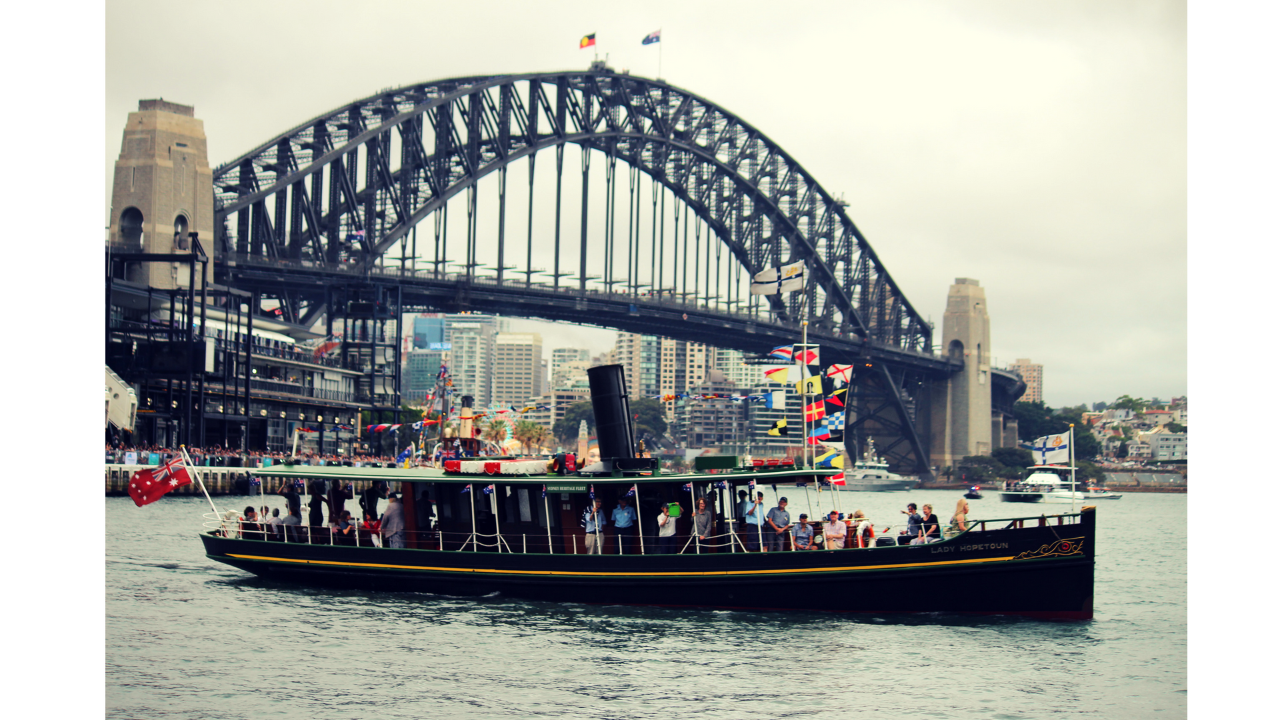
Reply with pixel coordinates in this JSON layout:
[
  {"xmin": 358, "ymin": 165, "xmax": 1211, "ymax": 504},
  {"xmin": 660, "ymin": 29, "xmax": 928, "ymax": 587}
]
[{"xmin": 580, "ymin": 33, "xmax": 596, "ymax": 49}]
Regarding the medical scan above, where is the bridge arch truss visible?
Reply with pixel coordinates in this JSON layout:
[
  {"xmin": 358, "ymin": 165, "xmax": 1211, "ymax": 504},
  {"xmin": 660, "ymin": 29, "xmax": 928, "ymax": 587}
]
[{"xmin": 211, "ymin": 69, "xmax": 947, "ymax": 473}]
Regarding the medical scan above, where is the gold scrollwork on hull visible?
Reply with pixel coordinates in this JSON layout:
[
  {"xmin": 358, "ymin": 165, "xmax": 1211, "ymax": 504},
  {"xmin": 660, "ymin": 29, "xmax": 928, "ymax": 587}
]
[{"xmin": 1012, "ymin": 537, "xmax": 1085, "ymax": 560}]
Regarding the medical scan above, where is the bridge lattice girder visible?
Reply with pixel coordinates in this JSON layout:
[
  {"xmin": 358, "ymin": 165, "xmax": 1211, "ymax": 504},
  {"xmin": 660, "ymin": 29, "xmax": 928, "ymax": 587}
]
[{"xmin": 212, "ymin": 70, "xmax": 931, "ymax": 354}]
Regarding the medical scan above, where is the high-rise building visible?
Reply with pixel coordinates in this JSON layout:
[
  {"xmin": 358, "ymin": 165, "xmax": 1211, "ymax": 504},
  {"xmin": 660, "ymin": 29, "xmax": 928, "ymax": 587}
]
[
  {"xmin": 403, "ymin": 349, "xmax": 446, "ymax": 406},
  {"xmin": 494, "ymin": 333, "xmax": 544, "ymax": 406},
  {"xmin": 1010, "ymin": 358, "xmax": 1044, "ymax": 404},
  {"xmin": 412, "ymin": 314, "xmax": 447, "ymax": 349},
  {"xmin": 551, "ymin": 347, "xmax": 591, "ymax": 389},
  {"xmin": 446, "ymin": 315, "xmax": 500, "ymax": 409}
]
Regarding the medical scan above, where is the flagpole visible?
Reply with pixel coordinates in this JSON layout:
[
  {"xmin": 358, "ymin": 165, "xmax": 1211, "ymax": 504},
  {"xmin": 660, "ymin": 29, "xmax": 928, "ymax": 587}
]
[
  {"xmin": 468, "ymin": 487, "xmax": 477, "ymax": 551},
  {"xmin": 544, "ymin": 489, "xmax": 553, "ymax": 553},
  {"xmin": 689, "ymin": 483, "xmax": 700, "ymax": 554},
  {"xmin": 491, "ymin": 488, "xmax": 503, "ymax": 553},
  {"xmin": 659, "ymin": 29, "xmax": 663, "ymax": 79},
  {"xmin": 180, "ymin": 446, "xmax": 225, "ymax": 535},
  {"xmin": 634, "ymin": 485, "xmax": 646, "ymax": 555},
  {"xmin": 1069, "ymin": 424, "xmax": 1077, "ymax": 514}
]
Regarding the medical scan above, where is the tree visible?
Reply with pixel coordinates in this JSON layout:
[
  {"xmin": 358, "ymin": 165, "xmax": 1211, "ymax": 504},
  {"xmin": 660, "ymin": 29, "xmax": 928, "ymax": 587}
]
[
  {"xmin": 1111, "ymin": 395, "xmax": 1148, "ymax": 414},
  {"xmin": 553, "ymin": 401, "xmax": 595, "ymax": 446},
  {"xmin": 630, "ymin": 398, "xmax": 669, "ymax": 440},
  {"xmin": 957, "ymin": 455, "xmax": 1006, "ymax": 483},
  {"xmin": 1014, "ymin": 400, "xmax": 1066, "ymax": 442},
  {"xmin": 483, "ymin": 418, "xmax": 509, "ymax": 445},
  {"xmin": 991, "ymin": 447, "xmax": 1034, "ymax": 473},
  {"xmin": 1166, "ymin": 422, "xmax": 1186, "ymax": 434}
]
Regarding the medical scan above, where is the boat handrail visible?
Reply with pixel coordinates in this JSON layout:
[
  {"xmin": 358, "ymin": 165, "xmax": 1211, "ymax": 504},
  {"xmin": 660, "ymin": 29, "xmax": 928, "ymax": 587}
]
[{"xmin": 204, "ymin": 509, "xmax": 1088, "ymax": 554}]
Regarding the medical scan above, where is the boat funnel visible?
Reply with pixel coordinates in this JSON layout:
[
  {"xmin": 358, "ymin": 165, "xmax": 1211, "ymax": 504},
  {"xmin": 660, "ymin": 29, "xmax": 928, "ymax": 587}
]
[
  {"xmin": 587, "ymin": 365, "xmax": 635, "ymax": 461},
  {"xmin": 459, "ymin": 395, "xmax": 474, "ymax": 439}
]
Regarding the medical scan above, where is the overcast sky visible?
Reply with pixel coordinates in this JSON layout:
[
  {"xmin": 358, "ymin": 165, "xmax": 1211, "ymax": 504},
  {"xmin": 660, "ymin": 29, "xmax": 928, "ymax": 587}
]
[{"xmin": 103, "ymin": 0, "xmax": 1187, "ymax": 407}]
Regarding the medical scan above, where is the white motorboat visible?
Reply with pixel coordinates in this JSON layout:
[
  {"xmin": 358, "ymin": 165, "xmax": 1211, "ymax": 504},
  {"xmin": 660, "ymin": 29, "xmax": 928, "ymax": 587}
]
[
  {"xmin": 1000, "ymin": 465, "xmax": 1082, "ymax": 504},
  {"xmin": 844, "ymin": 439, "xmax": 915, "ymax": 491}
]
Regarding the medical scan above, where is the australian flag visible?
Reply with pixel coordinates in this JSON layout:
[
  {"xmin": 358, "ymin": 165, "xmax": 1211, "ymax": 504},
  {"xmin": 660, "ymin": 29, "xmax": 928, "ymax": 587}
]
[
  {"xmin": 625, "ymin": 484, "xmax": 638, "ymax": 497},
  {"xmin": 682, "ymin": 482, "xmax": 692, "ymax": 492},
  {"xmin": 541, "ymin": 485, "xmax": 547, "ymax": 500},
  {"xmin": 249, "ymin": 475, "xmax": 261, "ymax": 488},
  {"xmin": 589, "ymin": 484, "xmax": 595, "ymax": 500},
  {"xmin": 483, "ymin": 484, "xmax": 496, "ymax": 495},
  {"xmin": 642, "ymin": 29, "xmax": 661, "ymax": 45},
  {"xmin": 461, "ymin": 484, "xmax": 472, "ymax": 494}
]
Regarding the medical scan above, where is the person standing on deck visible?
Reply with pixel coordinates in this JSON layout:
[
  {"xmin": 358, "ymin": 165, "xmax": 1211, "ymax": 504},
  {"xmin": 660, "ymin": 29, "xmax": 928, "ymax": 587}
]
[
  {"xmin": 691, "ymin": 497, "xmax": 714, "ymax": 547},
  {"xmin": 736, "ymin": 490, "xmax": 753, "ymax": 549},
  {"xmin": 582, "ymin": 498, "xmax": 607, "ymax": 554},
  {"xmin": 745, "ymin": 492, "xmax": 767, "ymax": 551},
  {"xmin": 278, "ymin": 480, "xmax": 302, "ymax": 519},
  {"xmin": 612, "ymin": 497, "xmax": 638, "ymax": 554},
  {"xmin": 380, "ymin": 493, "xmax": 406, "ymax": 549},
  {"xmin": 766, "ymin": 498, "xmax": 793, "ymax": 552},
  {"xmin": 306, "ymin": 481, "xmax": 328, "ymax": 532},
  {"xmin": 359, "ymin": 481, "xmax": 384, "ymax": 525},
  {"xmin": 657, "ymin": 502, "xmax": 680, "ymax": 554}
]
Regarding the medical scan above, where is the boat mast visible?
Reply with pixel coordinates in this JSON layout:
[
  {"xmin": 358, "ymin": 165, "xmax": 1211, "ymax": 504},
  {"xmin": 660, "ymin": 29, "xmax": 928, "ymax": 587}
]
[{"xmin": 1069, "ymin": 423, "xmax": 1077, "ymax": 514}]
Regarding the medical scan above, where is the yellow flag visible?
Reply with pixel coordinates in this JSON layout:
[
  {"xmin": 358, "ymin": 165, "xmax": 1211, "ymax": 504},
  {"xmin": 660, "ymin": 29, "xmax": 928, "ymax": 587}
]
[{"xmin": 795, "ymin": 373, "xmax": 822, "ymax": 396}]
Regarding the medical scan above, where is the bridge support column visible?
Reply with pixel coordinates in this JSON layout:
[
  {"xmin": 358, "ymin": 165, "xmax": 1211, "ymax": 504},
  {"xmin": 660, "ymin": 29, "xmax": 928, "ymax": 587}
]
[{"xmin": 930, "ymin": 278, "xmax": 993, "ymax": 470}]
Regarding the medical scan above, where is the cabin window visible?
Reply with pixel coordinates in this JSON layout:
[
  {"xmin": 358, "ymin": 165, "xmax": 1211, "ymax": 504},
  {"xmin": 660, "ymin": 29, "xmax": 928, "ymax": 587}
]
[{"xmin": 517, "ymin": 489, "xmax": 533, "ymax": 522}]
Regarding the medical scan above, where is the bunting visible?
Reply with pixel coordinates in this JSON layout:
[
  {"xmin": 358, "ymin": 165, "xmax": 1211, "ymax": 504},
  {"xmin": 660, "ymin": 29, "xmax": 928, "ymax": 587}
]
[
  {"xmin": 827, "ymin": 364, "xmax": 852, "ymax": 385},
  {"xmin": 804, "ymin": 400, "xmax": 825, "ymax": 422}
]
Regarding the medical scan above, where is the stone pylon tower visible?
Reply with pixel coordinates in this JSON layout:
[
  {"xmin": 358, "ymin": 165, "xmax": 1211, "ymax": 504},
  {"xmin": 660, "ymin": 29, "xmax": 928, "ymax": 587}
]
[
  {"xmin": 107, "ymin": 99, "xmax": 214, "ymax": 289},
  {"xmin": 930, "ymin": 278, "xmax": 993, "ymax": 470}
]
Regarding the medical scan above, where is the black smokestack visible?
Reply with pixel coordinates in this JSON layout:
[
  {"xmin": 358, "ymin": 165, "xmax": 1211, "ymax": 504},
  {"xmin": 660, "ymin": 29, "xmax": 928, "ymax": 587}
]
[{"xmin": 587, "ymin": 364, "xmax": 635, "ymax": 461}]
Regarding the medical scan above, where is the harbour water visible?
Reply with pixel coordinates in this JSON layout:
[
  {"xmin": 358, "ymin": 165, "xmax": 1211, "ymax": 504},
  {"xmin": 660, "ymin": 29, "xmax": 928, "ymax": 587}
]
[{"xmin": 106, "ymin": 489, "xmax": 1186, "ymax": 719}]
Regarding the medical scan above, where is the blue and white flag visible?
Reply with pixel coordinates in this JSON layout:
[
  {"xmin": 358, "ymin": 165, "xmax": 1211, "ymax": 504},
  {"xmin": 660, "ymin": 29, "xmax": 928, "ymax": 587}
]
[
  {"xmin": 715, "ymin": 480, "xmax": 730, "ymax": 490},
  {"xmin": 249, "ymin": 476, "xmax": 261, "ymax": 488},
  {"xmin": 483, "ymin": 484, "xmax": 496, "ymax": 495},
  {"xmin": 764, "ymin": 390, "xmax": 785, "ymax": 410},
  {"xmin": 626, "ymin": 484, "xmax": 638, "ymax": 497},
  {"xmin": 682, "ymin": 482, "xmax": 693, "ymax": 492},
  {"xmin": 1031, "ymin": 432, "xmax": 1071, "ymax": 465},
  {"xmin": 824, "ymin": 411, "xmax": 845, "ymax": 433},
  {"xmin": 642, "ymin": 29, "xmax": 661, "ymax": 45},
  {"xmin": 395, "ymin": 445, "xmax": 412, "ymax": 464}
]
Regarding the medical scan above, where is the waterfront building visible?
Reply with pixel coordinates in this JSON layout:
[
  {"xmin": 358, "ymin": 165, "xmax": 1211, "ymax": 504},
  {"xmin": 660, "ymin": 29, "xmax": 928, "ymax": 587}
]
[{"xmin": 1010, "ymin": 358, "xmax": 1043, "ymax": 404}]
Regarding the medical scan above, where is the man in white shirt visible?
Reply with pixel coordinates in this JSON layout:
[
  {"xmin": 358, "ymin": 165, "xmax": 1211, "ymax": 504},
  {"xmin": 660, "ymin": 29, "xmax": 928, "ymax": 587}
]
[
  {"xmin": 657, "ymin": 502, "xmax": 681, "ymax": 554},
  {"xmin": 823, "ymin": 510, "xmax": 847, "ymax": 550}
]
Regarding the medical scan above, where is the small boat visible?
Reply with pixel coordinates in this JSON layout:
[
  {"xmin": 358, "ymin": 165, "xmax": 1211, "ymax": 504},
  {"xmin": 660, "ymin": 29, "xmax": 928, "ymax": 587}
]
[
  {"xmin": 195, "ymin": 365, "xmax": 1097, "ymax": 620},
  {"xmin": 964, "ymin": 486, "xmax": 983, "ymax": 500},
  {"xmin": 1000, "ymin": 465, "xmax": 1083, "ymax": 504},
  {"xmin": 1084, "ymin": 486, "xmax": 1122, "ymax": 500},
  {"xmin": 843, "ymin": 439, "xmax": 915, "ymax": 491}
]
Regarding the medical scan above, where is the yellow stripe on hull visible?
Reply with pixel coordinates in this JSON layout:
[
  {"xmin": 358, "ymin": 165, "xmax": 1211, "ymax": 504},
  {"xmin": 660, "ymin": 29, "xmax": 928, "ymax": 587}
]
[{"xmin": 223, "ymin": 552, "xmax": 1021, "ymax": 578}]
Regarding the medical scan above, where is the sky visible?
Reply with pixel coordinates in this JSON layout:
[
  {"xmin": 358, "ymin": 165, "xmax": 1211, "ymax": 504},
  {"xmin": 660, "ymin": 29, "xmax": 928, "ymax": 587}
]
[{"xmin": 100, "ymin": 0, "xmax": 1187, "ymax": 408}]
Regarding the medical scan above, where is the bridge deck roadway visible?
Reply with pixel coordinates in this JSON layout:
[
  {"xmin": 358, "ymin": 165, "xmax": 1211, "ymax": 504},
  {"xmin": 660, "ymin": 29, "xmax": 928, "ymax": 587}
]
[{"xmin": 224, "ymin": 257, "xmax": 959, "ymax": 376}]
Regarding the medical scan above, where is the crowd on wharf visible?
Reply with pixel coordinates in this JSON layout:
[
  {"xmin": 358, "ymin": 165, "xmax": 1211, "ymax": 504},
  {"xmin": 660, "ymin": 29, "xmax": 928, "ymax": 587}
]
[{"xmin": 105, "ymin": 444, "xmax": 407, "ymax": 468}]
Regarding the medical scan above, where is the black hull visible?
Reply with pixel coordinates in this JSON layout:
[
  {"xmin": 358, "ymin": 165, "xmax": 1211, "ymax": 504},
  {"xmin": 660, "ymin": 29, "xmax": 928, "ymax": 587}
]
[{"xmin": 201, "ymin": 511, "xmax": 1096, "ymax": 620}]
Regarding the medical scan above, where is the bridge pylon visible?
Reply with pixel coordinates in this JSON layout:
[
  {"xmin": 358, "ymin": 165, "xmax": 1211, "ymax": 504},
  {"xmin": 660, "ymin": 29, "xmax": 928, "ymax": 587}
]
[{"xmin": 930, "ymin": 278, "xmax": 993, "ymax": 470}]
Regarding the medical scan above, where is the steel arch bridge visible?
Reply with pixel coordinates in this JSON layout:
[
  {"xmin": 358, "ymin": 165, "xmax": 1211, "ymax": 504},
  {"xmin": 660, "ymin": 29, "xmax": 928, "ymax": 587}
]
[{"xmin": 211, "ymin": 66, "xmax": 958, "ymax": 473}]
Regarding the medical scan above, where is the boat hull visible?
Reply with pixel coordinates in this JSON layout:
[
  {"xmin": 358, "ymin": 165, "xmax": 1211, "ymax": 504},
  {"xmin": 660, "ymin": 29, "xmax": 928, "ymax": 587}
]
[{"xmin": 200, "ymin": 511, "xmax": 1096, "ymax": 620}]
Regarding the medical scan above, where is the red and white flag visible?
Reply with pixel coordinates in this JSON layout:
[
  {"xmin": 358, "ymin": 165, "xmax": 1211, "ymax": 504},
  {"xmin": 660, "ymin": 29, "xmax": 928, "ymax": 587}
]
[
  {"xmin": 128, "ymin": 456, "xmax": 192, "ymax": 507},
  {"xmin": 830, "ymin": 471, "xmax": 846, "ymax": 486}
]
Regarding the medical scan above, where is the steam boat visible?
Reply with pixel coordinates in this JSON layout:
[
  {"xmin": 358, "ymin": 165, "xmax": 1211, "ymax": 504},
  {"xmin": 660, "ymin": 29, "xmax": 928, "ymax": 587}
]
[{"xmin": 198, "ymin": 365, "xmax": 1097, "ymax": 620}]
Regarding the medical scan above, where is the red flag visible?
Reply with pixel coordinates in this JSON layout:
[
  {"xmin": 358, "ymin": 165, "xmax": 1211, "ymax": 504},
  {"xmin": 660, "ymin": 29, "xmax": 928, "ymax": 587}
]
[
  {"xmin": 830, "ymin": 471, "xmax": 846, "ymax": 486},
  {"xmin": 805, "ymin": 400, "xmax": 826, "ymax": 422},
  {"xmin": 128, "ymin": 456, "xmax": 192, "ymax": 507}
]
